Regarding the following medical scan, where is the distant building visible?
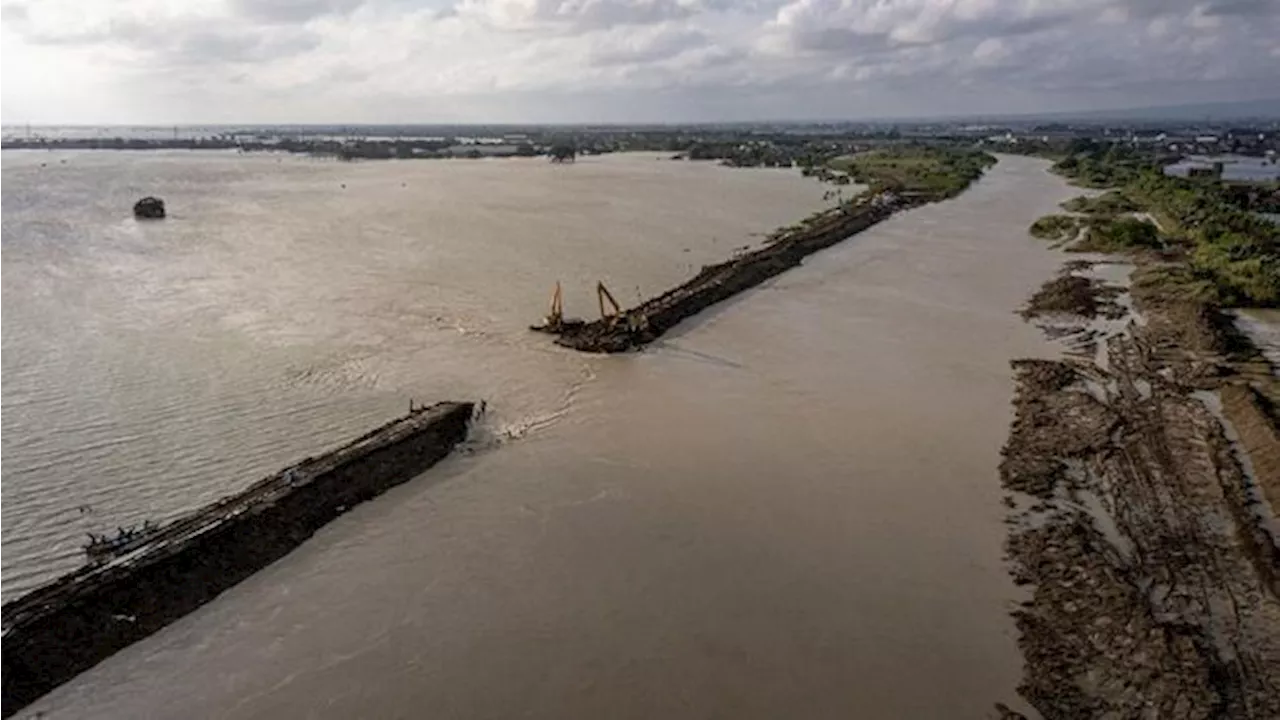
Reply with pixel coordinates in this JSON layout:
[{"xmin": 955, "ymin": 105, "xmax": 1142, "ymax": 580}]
[{"xmin": 1187, "ymin": 163, "xmax": 1223, "ymax": 179}]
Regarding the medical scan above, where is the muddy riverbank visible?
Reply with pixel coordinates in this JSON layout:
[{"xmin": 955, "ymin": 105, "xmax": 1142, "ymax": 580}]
[{"xmin": 1002, "ymin": 256, "xmax": 1280, "ymax": 717}]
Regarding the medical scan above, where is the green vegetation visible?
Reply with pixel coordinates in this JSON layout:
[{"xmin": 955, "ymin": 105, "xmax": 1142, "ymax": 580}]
[
  {"xmin": 1040, "ymin": 147, "xmax": 1280, "ymax": 307},
  {"xmin": 1222, "ymin": 180, "xmax": 1280, "ymax": 214},
  {"xmin": 1060, "ymin": 190, "xmax": 1137, "ymax": 216},
  {"xmin": 829, "ymin": 146, "xmax": 996, "ymax": 200},
  {"xmin": 1074, "ymin": 216, "xmax": 1162, "ymax": 252},
  {"xmin": 549, "ymin": 145, "xmax": 577, "ymax": 162},
  {"xmin": 1049, "ymin": 142, "xmax": 1173, "ymax": 188},
  {"xmin": 1125, "ymin": 171, "xmax": 1279, "ymax": 306},
  {"xmin": 1029, "ymin": 215, "xmax": 1081, "ymax": 241},
  {"xmin": 1030, "ymin": 212, "xmax": 1161, "ymax": 252},
  {"xmin": 1130, "ymin": 263, "xmax": 1223, "ymax": 305}
]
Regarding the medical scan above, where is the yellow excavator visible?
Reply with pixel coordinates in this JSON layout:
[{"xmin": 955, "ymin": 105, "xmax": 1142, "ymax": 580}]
[
  {"xmin": 596, "ymin": 281, "xmax": 622, "ymax": 322},
  {"xmin": 534, "ymin": 280, "xmax": 632, "ymax": 332}
]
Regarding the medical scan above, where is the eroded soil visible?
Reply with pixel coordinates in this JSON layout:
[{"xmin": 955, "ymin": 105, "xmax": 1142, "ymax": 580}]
[{"xmin": 1001, "ymin": 266, "xmax": 1280, "ymax": 718}]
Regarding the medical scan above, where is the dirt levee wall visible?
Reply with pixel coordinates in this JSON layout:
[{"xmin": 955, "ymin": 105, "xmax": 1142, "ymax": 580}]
[
  {"xmin": 541, "ymin": 195, "xmax": 906, "ymax": 352},
  {"xmin": 2, "ymin": 401, "xmax": 474, "ymax": 717}
]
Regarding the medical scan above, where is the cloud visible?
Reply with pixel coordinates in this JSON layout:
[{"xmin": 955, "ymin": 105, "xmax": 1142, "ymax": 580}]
[
  {"xmin": 769, "ymin": 0, "xmax": 1082, "ymax": 52},
  {"xmin": 455, "ymin": 0, "xmax": 701, "ymax": 31},
  {"xmin": 1, "ymin": 1, "xmax": 27, "ymax": 23},
  {"xmin": 1192, "ymin": 0, "xmax": 1280, "ymax": 17},
  {"xmin": 229, "ymin": 0, "xmax": 366, "ymax": 24},
  {"xmin": 586, "ymin": 25, "xmax": 708, "ymax": 65},
  {"xmin": 2, "ymin": 0, "xmax": 1277, "ymax": 123}
]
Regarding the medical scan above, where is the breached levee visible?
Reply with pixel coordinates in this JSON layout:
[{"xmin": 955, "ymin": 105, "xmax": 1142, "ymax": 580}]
[
  {"xmin": 532, "ymin": 145, "xmax": 998, "ymax": 353},
  {"xmin": 534, "ymin": 191, "xmax": 916, "ymax": 352},
  {"xmin": 2, "ymin": 401, "xmax": 475, "ymax": 718}
]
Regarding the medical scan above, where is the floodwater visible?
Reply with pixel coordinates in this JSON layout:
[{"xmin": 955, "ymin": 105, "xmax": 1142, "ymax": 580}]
[
  {"xmin": 6, "ymin": 151, "xmax": 1071, "ymax": 719},
  {"xmin": 1237, "ymin": 309, "xmax": 1280, "ymax": 368},
  {"xmin": 2, "ymin": 151, "xmax": 828, "ymax": 595},
  {"xmin": 1164, "ymin": 154, "xmax": 1280, "ymax": 182}
]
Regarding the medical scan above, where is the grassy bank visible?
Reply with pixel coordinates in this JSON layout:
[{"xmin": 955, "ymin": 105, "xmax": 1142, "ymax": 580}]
[
  {"xmin": 1029, "ymin": 215, "xmax": 1080, "ymax": 241},
  {"xmin": 1029, "ymin": 148, "xmax": 1279, "ymax": 307},
  {"xmin": 829, "ymin": 146, "xmax": 995, "ymax": 200}
]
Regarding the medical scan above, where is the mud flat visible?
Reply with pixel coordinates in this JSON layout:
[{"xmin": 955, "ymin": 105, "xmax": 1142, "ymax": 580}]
[
  {"xmin": 1000, "ymin": 259, "xmax": 1280, "ymax": 718},
  {"xmin": 1, "ymin": 401, "xmax": 475, "ymax": 718},
  {"xmin": 534, "ymin": 192, "xmax": 911, "ymax": 352}
]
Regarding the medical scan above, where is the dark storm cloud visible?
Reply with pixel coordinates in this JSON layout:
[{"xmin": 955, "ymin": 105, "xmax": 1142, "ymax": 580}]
[
  {"xmin": 1198, "ymin": 0, "xmax": 1280, "ymax": 16},
  {"xmin": 786, "ymin": 27, "xmax": 890, "ymax": 54},
  {"xmin": 1123, "ymin": 0, "xmax": 1280, "ymax": 16}
]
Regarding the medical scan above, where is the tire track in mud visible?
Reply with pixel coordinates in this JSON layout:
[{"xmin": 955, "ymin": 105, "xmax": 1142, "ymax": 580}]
[{"xmin": 999, "ymin": 260, "xmax": 1280, "ymax": 719}]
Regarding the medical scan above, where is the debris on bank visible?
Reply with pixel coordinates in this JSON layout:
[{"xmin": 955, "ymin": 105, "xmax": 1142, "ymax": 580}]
[
  {"xmin": 2, "ymin": 401, "xmax": 475, "ymax": 718},
  {"xmin": 1000, "ymin": 261, "xmax": 1280, "ymax": 719},
  {"xmin": 1018, "ymin": 269, "xmax": 1124, "ymax": 321}
]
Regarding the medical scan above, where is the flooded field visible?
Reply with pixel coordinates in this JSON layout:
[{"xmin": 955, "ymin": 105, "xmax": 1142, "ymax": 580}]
[
  {"xmin": 1164, "ymin": 154, "xmax": 1280, "ymax": 182},
  {"xmin": 7, "ymin": 151, "xmax": 1073, "ymax": 718}
]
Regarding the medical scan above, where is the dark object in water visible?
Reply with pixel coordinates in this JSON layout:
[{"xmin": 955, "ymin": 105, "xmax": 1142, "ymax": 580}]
[
  {"xmin": 1, "ymin": 401, "xmax": 474, "ymax": 718},
  {"xmin": 133, "ymin": 197, "xmax": 165, "ymax": 219}
]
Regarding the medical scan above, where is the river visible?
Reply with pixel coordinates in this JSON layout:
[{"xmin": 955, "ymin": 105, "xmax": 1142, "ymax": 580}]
[{"xmin": 6, "ymin": 151, "xmax": 1072, "ymax": 718}]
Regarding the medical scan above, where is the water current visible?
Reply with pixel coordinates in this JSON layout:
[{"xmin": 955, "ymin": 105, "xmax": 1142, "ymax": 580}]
[{"xmin": 6, "ymin": 151, "xmax": 1084, "ymax": 718}]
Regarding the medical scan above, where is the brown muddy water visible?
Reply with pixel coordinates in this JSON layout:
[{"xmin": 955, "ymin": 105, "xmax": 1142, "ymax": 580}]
[{"xmin": 6, "ymin": 151, "xmax": 1070, "ymax": 719}]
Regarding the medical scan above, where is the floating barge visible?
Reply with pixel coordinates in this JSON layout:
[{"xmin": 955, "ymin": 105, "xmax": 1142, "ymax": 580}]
[
  {"xmin": 2, "ymin": 401, "xmax": 475, "ymax": 718},
  {"xmin": 533, "ymin": 191, "xmax": 918, "ymax": 352}
]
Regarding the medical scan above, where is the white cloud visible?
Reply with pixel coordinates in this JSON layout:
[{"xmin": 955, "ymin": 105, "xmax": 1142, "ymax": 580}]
[
  {"xmin": 455, "ymin": 0, "xmax": 702, "ymax": 31},
  {"xmin": 1, "ymin": 0, "xmax": 1277, "ymax": 123},
  {"xmin": 972, "ymin": 37, "xmax": 1009, "ymax": 64}
]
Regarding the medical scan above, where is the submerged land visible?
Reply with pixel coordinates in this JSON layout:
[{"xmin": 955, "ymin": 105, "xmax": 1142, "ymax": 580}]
[{"xmin": 2, "ymin": 119, "xmax": 1279, "ymax": 718}]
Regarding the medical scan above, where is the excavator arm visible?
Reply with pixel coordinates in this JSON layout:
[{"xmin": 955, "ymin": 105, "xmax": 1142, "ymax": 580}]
[{"xmin": 597, "ymin": 281, "xmax": 622, "ymax": 320}]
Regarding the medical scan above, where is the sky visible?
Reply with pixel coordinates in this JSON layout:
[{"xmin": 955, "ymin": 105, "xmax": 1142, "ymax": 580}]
[{"xmin": 2, "ymin": 0, "xmax": 1278, "ymax": 124}]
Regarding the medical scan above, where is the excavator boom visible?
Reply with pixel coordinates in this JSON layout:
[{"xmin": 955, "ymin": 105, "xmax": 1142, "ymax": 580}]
[{"xmin": 597, "ymin": 281, "xmax": 622, "ymax": 320}]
